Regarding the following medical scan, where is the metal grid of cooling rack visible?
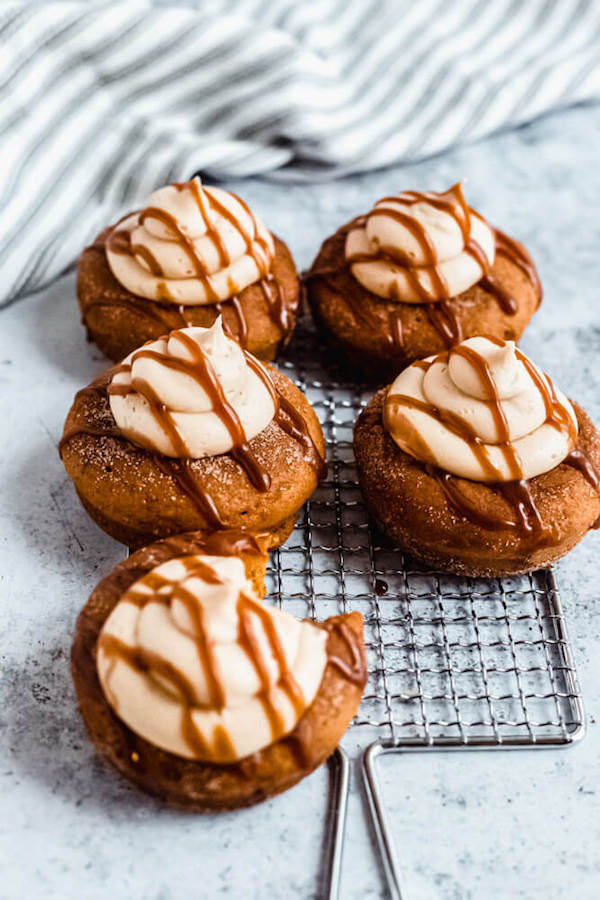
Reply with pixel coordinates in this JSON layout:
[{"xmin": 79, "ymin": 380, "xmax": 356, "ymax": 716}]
[{"xmin": 267, "ymin": 324, "xmax": 584, "ymax": 900}]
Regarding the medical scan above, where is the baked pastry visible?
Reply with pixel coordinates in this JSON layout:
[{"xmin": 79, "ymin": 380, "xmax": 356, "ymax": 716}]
[
  {"xmin": 307, "ymin": 184, "xmax": 541, "ymax": 379},
  {"xmin": 354, "ymin": 336, "xmax": 600, "ymax": 576},
  {"xmin": 78, "ymin": 177, "xmax": 299, "ymax": 362},
  {"xmin": 71, "ymin": 530, "xmax": 366, "ymax": 810},
  {"xmin": 60, "ymin": 320, "xmax": 325, "ymax": 549}
]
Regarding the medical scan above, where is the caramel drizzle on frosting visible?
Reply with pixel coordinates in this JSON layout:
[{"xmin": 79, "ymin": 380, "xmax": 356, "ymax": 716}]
[
  {"xmin": 98, "ymin": 183, "xmax": 293, "ymax": 347},
  {"xmin": 243, "ymin": 351, "xmax": 326, "ymax": 480},
  {"xmin": 307, "ymin": 193, "xmax": 542, "ymax": 353},
  {"xmin": 387, "ymin": 337, "xmax": 596, "ymax": 539},
  {"xmin": 98, "ymin": 556, "xmax": 235, "ymax": 760},
  {"xmin": 363, "ymin": 189, "xmax": 474, "ymax": 302},
  {"xmin": 98, "ymin": 557, "xmax": 364, "ymax": 761},
  {"xmin": 59, "ymin": 348, "xmax": 324, "ymax": 529},
  {"xmin": 106, "ymin": 334, "xmax": 273, "ymax": 491},
  {"xmin": 237, "ymin": 594, "xmax": 305, "ymax": 731}
]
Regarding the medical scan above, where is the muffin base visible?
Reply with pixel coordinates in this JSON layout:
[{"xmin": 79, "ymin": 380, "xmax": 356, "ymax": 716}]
[
  {"xmin": 354, "ymin": 391, "xmax": 600, "ymax": 577},
  {"xmin": 77, "ymin": 490, "xmax": 297, "ymax": 551},
  {"xmin": 71, "ymin": 535, "xmax": 366, "ymax": 811}
]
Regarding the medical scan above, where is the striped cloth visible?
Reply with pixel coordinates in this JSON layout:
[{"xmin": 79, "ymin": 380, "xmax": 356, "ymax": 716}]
[{"xmin": 2, "ymin": 0, "xmax": 600, "ymax": 305}]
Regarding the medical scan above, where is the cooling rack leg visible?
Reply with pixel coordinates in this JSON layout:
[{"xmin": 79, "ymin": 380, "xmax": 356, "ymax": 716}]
[
  {"xmin": 362, "ymin": 742, "xmax": 405, "ymax": 900},
  {"xmin": 322, "ymin": 746, "xmax": 350, "ymax": 900}
]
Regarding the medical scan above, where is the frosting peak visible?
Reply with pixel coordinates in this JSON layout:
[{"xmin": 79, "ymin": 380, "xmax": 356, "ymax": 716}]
[
  {"xmin": 383, "ymin": 336, "xmax": 578, "ymax": 482},
  {"xmin": 345, "ymin": 184, "xmax": 495, "ymax": 303},
  {"xmin": 108, "ymin": 319, "xmax": 276, "ymax": 458},
  {"xmin": 106, "ymin": 177, "xmax": 274, "ymax": 305},
  {"xmin": 449, "ymin": 339, "xmax": 524, "ymax": 400},
  {"xmin": 96, "ymin": 554, "xmax": 328, "ymax": 762}
]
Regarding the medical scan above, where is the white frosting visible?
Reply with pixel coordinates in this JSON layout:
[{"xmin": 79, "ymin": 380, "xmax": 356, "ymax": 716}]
[
  {"xmin": 97, "ymin": 554, "xmax": 328, "ymax": 762},
  {"xmin": 106, "ymin": 177, "xmax": 274, "ymax": 305},
  {"xmin": 108, "ymin": 319, "xmax": 276, "ymax": 458},
  {"xmin": 383, "ymin": 337, "xmax": 577, "ymax": 482},
  {"xmin": 345, "ymin": 185, "xmax": 495, "ymax": 303}
]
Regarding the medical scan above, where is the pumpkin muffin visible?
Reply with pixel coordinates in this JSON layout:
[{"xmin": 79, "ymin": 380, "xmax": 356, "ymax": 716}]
[
  {"xmin": 71, "ymin": 530, "xmax": 366, "ymax": 810},
  {"xmin": 78, "ymin": 177, "xmax": 299, "ymax": 362},
  {"xmin": 60, "ymin": 320, "xmax": 325, "ymax": 549},
  {"xmin": 307, "ymin": 185, "xmax": 541, "ymax": 380},
  {"xmin": 354, "ymin": 337, "xmax": 600, "ymax": 576}
]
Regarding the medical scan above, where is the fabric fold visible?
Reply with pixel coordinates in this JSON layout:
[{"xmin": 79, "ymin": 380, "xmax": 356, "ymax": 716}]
[{"xmin": 2, "ymin": 0, "xmax": 600, "ymax": 304}]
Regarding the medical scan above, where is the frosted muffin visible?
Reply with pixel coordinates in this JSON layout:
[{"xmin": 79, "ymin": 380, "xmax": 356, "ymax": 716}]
[
  {"xmin": 78, "ymin": 177, "xmax": 299, "ymax": 362},
  {"xmin": 60, "ymin": 320, "xmax": 325, "ymax": 549},
  {"xmin": 354, "ymin": 337, "xmax": 600, "ymax": 576},
  {"xmin": 71, "ymin": 531, "xmax": 366, "ymax": 810},
  {"xmin": 307, "ymin": 185, "xmax": 541, "ymax": 379}
]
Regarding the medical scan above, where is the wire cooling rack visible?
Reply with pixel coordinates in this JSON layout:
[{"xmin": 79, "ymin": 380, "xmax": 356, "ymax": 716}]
[{"xmin": 267, "ymin": 323, "xmax": 585, "ymax": 900}]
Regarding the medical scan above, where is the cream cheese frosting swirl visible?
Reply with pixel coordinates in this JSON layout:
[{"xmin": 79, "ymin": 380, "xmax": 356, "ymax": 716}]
[
  {"xmin": 108, "ymin": 319, "xmax": 276, "ymax": 458},
  {"xmin": 106, "ymin": 177, "xmax": 274, "ymax": 305},
  {"xmin": 96, "ymin": 554, "xmax": 328, "ymax": 762},
  {"xmin": 383, "ymin": 337, "xmax": 577, "ymax": 482},
  {"xmin": 345, "ymin": 184, "xmax": 495, "ymax": 304}
]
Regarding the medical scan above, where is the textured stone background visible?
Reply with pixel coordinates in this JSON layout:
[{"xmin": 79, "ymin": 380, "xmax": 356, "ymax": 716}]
[{"xmin": 1, "ymin": 104, "xmax": 600, "ymax": 899}]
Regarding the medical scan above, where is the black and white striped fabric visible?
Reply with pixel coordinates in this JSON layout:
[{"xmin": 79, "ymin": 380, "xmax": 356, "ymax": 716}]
[{"xmin": 2, "ymin": 0, "xmax": 600, "ymax": 305}]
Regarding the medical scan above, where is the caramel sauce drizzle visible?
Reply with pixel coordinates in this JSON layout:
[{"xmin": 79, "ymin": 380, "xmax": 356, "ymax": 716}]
[
  {"xmin": 98, "ymin": 556, "xmax": 229, "ymax": 759},
  {"xmin": 563, "ymin": 447, "xmax": 600, "ymax": 491},
  {"xmin": 215, "ymin": 296, "xmax": 248, "ymax": 348},
  {"xmin": 98, "ymin": 181, "xmax": 295, "ymax": 349},
  {"xmin": 174, "ymin": 578, "xmax": 226, "ymax": 710},
  {"xmin": 99, "ymin": 634, "xmax": 203, "ymax": 707},
  {"xmin": 244, "ymin": 351, "xmax": 326, "ymax": 479},
  {"xmin": 258, "ymin": 272, "xmax": 292, "ymax": 335},
  {"xmin": 488, "ymin": 229, "xmax": 543, "ymax": 311},
  {"xmin": 387, "ymin": 339, "xmax": 597, "ymax": 540},
  {"xmin": 138, "ymin": 206, "xmax": 221, "ymax": 304},
  {"xmin": 106, "ymin": 331, "xmax": 273, "ymax": 492},
  {"xmin": 58, "ymin": 379, "xmax": 226, "ymax": 528},
  {"xmin": 280, "ymin": 618, "xmax": 367, "ymax": 769},
  {"xmin": 214, "ymin": 187, "xmax": 292, "ymax": 337},
  {"xmin": 425, "ymin": 300, "xmax": 463, "ymax": 348},
  {"xmin": 237, "ymin": 594, "xmax": 305, "ymax": 735},
  {"xmin": 327, "ymin": 620, "xmax": 366, "ymax": 685},
  {"xmin": 154, "ymin": 457, "xmax": 224, "ymax": 529},
  {"xmin": 307, "ymin": 189, "xmax": 541, "ymax": 353},
  {"xmin": 273, "ymin": 392, "xmax": 327, "ymax": 479},
  {"xmin": 431, "ymin": 469, "xmax": 518, "ymax": 531},
  {"xmin": 98, "ymin": 557, "xmax": 363, "ymax": 762}
]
